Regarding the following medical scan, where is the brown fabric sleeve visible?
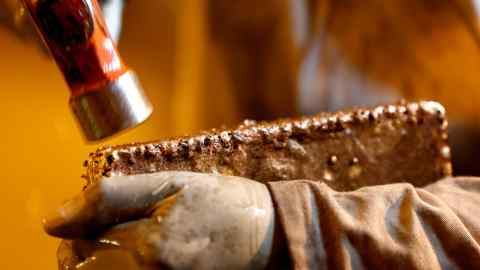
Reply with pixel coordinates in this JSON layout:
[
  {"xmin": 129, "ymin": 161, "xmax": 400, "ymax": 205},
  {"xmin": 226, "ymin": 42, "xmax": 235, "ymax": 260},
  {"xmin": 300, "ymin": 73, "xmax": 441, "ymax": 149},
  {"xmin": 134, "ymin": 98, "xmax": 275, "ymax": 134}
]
[{"xmin": 268, "ymin": 177, "xmax": 480, "ymax": 270}]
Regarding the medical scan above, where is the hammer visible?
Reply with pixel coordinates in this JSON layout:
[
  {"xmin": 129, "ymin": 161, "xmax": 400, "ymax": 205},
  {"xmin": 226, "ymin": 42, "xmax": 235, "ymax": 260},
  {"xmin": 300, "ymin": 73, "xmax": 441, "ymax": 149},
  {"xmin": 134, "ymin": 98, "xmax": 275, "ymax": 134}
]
[{"xmin": 21, "ymin": 0, "xmax": 153, "ymax": 141}]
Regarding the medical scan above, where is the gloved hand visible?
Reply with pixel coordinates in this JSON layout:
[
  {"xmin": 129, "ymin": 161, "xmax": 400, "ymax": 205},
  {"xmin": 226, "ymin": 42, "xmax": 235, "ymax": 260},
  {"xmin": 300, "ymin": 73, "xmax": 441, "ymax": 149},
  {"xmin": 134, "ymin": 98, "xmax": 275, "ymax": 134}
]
[{"xmin": 44, "ymin": 172, "xmax": 277, "ymax": 270}]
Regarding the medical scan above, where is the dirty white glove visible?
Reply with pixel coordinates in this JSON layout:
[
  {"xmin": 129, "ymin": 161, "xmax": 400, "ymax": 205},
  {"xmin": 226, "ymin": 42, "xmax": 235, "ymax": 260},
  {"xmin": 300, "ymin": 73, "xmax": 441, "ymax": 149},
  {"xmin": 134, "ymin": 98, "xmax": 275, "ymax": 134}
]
[{"xmin": 44, "ymin": 172, "xmax": 276, "ymax": 270}]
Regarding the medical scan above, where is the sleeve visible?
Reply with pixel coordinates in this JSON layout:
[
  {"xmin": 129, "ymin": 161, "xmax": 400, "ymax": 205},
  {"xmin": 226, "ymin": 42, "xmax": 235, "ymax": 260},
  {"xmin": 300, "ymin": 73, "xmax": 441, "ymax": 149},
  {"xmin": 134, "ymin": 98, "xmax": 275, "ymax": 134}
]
[{"xmin": 267, "ymin": 177, "xmax": 480, "ymax": 270}]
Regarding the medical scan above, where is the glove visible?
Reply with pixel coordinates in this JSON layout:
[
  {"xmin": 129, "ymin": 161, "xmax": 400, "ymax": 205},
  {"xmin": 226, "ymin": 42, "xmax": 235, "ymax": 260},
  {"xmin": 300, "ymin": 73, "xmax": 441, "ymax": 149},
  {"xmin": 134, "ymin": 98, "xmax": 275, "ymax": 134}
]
[{"xmin": 44, "ymin": 172, "xmax": 277, "ymax": 270}]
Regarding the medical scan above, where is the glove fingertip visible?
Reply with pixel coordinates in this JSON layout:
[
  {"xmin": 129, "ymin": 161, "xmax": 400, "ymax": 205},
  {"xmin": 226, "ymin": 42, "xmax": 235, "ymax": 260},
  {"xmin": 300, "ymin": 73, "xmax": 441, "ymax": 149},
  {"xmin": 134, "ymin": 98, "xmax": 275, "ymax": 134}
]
[{"xmin": 42, "ymin": 197, "xmax": 89, "ymax": 238}]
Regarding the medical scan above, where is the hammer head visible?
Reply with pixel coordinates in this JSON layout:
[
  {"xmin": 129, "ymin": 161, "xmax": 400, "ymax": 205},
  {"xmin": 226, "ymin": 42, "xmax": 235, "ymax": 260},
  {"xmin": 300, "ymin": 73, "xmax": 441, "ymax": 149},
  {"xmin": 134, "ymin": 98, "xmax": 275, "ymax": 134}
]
[{"xmin": 70, "ymin": 71, "xmax": 153, "ymax": 141}]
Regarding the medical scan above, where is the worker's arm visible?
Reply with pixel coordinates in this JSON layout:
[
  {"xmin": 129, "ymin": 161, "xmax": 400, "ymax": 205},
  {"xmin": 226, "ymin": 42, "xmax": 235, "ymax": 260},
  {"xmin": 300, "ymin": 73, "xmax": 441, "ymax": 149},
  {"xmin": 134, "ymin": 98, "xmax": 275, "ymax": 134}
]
[
  {"xmin": 45, "ymin": 174, "xmax": 480, "ymax": 270},
  {"xmin": 268, "ymin": 177, "xmax": 480, "ymax": 269}
]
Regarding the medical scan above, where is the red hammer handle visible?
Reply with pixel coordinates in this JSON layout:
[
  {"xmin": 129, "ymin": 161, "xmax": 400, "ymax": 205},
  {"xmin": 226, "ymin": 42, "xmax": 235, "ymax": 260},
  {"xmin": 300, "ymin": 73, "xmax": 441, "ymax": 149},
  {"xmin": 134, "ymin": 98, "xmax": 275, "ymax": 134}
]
[{"xmin": 22, "ymin": 0, "xmax": 129, "ymax": 97}]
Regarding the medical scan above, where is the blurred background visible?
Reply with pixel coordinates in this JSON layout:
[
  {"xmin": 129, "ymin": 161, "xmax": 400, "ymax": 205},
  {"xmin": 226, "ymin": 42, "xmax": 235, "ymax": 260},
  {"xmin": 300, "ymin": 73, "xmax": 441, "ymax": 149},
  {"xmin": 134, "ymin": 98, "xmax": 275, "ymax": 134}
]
[{"xmin": 1, "ymin": 0, "xmax": 480, "ymax": 268}]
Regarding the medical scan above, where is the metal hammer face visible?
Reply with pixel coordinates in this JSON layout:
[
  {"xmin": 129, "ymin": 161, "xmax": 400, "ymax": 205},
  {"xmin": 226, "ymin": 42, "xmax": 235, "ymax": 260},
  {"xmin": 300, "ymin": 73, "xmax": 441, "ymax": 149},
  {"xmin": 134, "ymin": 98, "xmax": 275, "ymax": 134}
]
[{"xmin": 22, "ymin": 0, "xmax": 153, "ymax": 141}]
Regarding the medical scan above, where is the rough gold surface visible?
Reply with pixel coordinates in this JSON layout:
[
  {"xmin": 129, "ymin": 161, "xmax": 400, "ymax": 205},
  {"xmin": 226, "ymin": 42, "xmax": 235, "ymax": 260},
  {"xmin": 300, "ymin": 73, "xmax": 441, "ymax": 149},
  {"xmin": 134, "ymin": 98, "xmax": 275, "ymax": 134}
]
[{"xmin": 86, "ymin": 101, "xmax": 451, "ymax": 191}]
